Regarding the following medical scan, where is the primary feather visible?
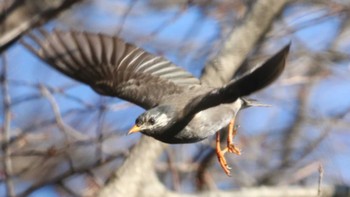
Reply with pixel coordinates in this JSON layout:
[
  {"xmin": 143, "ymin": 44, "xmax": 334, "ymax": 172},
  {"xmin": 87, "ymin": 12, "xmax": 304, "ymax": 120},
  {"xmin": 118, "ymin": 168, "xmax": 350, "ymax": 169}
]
[{"xmin": 21, "ymin": 29, "xmax": 200, "ymax": 109}]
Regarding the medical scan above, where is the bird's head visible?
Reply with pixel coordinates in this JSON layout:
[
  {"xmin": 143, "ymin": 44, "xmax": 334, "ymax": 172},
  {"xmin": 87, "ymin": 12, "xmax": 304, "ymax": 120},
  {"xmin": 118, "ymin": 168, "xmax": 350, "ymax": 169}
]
[{"xmin": 128, "ymin": 105, "xmax": 177, "ymax": 136}]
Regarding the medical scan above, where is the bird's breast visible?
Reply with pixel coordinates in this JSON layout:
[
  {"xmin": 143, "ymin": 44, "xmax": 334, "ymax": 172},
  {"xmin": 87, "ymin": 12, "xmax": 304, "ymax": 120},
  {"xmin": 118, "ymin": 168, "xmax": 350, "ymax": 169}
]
[{"xmin": 154, "ymin": 104, "xmax": 235, "ymax": 144}]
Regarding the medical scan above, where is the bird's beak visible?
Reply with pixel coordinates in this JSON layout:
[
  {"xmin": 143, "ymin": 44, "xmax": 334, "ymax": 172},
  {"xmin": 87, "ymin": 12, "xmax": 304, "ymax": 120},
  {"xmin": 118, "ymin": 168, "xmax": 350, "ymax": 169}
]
[{"xmin": 128, "ymin": 125, "xmax": 141, "ymax": 135}]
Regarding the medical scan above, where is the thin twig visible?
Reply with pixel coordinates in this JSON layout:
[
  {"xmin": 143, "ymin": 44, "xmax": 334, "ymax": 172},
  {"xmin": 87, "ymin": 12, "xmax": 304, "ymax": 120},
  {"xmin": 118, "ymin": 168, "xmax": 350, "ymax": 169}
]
[
  {"xmin": 96, "ymin": 98, "xmax": 106, "ymax": 164},
  {"xmin": 318, "ymin": 163, "xmax": 324, "ymax": 196},
  {"xmin": 166, "ymin": 148, "xmax": 180, "ymax": 191},
  {"xmin": 115, "ymin": 0, "xmax": 138, "ymax": 36},
  {"xmin": 1, "ymin": 53, "xmax": 16, "ymax": 196},
  {"xmin": 138, "ymin": 7, "xmax": 185, "ymax": 45},
  {"xmin": 39, "ymin": 85, "xmax": 89, "ymax": 141},
  {"xmin": 196, "ymin": 148, "xmax": 216, "ymax": 191},
  {"xmin": 17, "ymin": 153, "xmax": 124, "ymax": 197},
  {"xmin": 0, "ymin": 0, "xmax": 82, "ymax": 53},
  {"xmin": 57, "ymin": 182, "xmax": 80, "ymax": 197}
]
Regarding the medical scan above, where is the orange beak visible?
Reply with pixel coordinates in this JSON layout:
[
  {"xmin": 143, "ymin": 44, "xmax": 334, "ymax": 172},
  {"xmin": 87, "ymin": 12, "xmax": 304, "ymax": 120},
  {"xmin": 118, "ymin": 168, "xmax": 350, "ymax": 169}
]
[{"xmin": 128, "ymin": 125, "xmax": 141, "ymax": 135}]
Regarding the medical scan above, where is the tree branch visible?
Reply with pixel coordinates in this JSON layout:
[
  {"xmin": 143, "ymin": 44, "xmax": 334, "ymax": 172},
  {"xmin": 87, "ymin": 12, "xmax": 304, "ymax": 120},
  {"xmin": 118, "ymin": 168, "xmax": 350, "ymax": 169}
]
[
  {"xmin": 201, "ymin": 0, "xmax": 290, "ymax": 87},
  {"xmin": 0, "ymin": 0, "xmax": 82, "ymax": 53},
  {"xmin": 1, "ymin": 51, "xmax": 16, "ymax": 197}
]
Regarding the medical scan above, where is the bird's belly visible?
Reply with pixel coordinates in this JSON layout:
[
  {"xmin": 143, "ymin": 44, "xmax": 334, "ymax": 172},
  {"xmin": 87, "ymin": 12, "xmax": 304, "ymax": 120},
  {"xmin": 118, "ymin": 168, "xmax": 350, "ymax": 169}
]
[{"xmin": 154, "ymin": 105, "xmax": 235, "ymax": 144}]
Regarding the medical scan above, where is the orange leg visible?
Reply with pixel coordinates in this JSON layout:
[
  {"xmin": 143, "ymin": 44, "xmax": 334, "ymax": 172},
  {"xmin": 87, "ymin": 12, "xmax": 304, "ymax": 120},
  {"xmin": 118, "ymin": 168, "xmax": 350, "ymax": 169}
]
[
  {"xmin": 215, "ymin": 119, "xmax": 241, "ymax": 176},
  {"xmin": 227, "ymin": 120, "xmax": 241, "ymax": 155},
  {"xmin": 216, "ymin": 131, "xmax": 231, "ymax": 176}
]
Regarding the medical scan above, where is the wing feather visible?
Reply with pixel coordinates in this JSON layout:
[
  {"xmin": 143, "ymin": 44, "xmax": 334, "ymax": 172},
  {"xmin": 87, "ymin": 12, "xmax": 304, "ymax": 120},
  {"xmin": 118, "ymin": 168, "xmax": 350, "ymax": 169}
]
[{"xmin": 21, "ymin": 29, "xmax": 200, "ymax": 109}]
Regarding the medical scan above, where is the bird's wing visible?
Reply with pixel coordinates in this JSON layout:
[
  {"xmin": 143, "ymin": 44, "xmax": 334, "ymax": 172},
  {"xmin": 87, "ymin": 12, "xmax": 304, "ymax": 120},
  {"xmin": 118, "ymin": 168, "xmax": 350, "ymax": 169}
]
[
  {"xmin": 183, "ymin": 44, "xmax": 290, "ymax": 118},
  {"xmin": 21, "ymin": 29, "xmax": 200, "ymax": 109}
]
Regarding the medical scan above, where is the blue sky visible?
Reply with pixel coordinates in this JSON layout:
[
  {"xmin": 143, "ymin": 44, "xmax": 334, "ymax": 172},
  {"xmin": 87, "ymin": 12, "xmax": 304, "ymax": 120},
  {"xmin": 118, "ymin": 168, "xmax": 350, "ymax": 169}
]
[{"xmin": 1, "ymin": 1, "xmax": 350, "ymax": 196}]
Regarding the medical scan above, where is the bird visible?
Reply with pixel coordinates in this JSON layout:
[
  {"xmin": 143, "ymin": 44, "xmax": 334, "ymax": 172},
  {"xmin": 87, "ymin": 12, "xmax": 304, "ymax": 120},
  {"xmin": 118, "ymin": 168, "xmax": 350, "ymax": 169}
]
[{"xmin": 21, "ymin": 28, "xmax": 290, "ymax": 176}]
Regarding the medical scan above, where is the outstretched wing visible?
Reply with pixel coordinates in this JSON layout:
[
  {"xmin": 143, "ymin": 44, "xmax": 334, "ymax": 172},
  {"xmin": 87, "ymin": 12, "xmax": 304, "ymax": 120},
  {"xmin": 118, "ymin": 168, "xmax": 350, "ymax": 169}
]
[
  {"xmin": 21, "ymin": 29, "xmax": 200, "ymax": 109},
  {"xmin": 183, "ymin": 44, "xmax": 290, "ymax": 118}
]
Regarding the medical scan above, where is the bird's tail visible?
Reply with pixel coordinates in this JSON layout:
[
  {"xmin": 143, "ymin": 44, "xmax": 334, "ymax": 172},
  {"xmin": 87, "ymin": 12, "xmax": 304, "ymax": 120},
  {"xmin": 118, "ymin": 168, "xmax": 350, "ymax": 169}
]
[
  {"xmin": 224, "ymin": 43, "xmax": 291, "ymax": 99},
  {"xmin": 240, "ymin": 97, "xmax": 271, "ymax": 109},
  {"xmin": 183, "ymin": 44, "xmax": 290, "ymax": 118}
]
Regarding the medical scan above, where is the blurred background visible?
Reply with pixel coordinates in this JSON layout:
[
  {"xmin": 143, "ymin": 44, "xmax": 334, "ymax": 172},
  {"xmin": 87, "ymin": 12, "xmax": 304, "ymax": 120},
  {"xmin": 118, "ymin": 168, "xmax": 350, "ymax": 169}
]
[{"xmin": 1, "ymin": 0, "xmax": 350, "ymax": 196}]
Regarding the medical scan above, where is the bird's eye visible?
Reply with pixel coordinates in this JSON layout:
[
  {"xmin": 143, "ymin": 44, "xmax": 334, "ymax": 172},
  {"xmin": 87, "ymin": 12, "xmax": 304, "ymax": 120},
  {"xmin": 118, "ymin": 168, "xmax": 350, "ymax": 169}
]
[
  {"xmin": 135, "ymin": 117, "xmax": 142, "ymax": 126},
  {"xmin": 149, "ymin": 117, "xmax": 156, "ymax": 125}
]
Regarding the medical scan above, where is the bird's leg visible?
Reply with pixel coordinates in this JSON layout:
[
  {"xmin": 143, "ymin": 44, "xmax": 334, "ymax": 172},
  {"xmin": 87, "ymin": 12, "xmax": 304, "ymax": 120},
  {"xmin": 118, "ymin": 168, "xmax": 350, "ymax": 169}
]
[
  {"xmin": 216, "ymin": 131, "xmax": 231, "ymax": 176},
  {"xmin": 215, "ymin": 119, "xmax": 241, "ymax": 176},
  {"xmin": 227, "ymin": 119, "xmax": 241, "ymax": 155}
]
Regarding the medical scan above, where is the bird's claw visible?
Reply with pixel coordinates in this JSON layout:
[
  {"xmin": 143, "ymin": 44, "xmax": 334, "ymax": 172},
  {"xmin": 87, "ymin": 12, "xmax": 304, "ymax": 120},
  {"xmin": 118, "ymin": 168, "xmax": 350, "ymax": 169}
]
[
  {"xmin": 216, "ymin": 148, "xmax": 231, "ymax": 176},
  {"xmin": 215, "ymin": 119, "xmax": 241, "ymax": 176},
  {"xmin": 227, "ymin": 144, "xmax": 241, "ymax": 155}
]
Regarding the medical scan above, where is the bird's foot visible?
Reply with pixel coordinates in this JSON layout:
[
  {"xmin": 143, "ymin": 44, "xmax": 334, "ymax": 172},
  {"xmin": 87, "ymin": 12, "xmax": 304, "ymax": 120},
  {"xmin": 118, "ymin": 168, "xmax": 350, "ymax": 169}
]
[
  {"xmin": 227, "ymin": 120, "xmax": 241, "ymax": 155},
  {"xmin": 215, "ymin": 119, "xmax": 241, "ymax": 176},
  {"xmin": 216, "ymin": 131, "xmax": 231, "ymax": 176},
  {"xmin": 227, "ymin": 143, "xmax": 241, "ymax": 155}
]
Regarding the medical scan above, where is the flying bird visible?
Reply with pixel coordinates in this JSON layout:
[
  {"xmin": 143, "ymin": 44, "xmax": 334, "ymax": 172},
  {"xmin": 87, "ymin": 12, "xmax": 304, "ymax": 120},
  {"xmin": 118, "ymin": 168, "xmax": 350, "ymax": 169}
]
[{"xmin": 21, "ymin": 29, "xmax": 289, "ymax": 176}]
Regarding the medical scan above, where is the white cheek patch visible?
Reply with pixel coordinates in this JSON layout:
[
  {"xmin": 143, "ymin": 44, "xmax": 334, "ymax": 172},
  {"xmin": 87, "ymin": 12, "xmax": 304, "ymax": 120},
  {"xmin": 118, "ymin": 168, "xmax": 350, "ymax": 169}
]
[{"xmin": 156, "ymin": 113, "xmax": 170, "ymax": 127}]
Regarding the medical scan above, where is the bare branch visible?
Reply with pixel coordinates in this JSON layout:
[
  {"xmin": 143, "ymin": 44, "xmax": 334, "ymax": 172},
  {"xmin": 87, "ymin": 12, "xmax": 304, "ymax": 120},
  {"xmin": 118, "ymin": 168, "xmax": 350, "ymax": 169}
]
[
  {"xmin": 1, "ymin": 51, "xmax": 16, "ymax": 197},
  {"xmin": 17, "ymin": 152, "xmax": 124, "ymax": 197},
  {"xmin": 39, "ymin": 85, "xmax": 89, "ymax": 141},
  {"xmin": 201, "ymin": 0, "xmax": 291, "ymax": 87},
  {"xmin": 318, "ymin": 163, "xmax": 324, "ymax": 196},
  {"xmin": 0, "ymin": 0, "xmax": 82, "ymax": 53}
]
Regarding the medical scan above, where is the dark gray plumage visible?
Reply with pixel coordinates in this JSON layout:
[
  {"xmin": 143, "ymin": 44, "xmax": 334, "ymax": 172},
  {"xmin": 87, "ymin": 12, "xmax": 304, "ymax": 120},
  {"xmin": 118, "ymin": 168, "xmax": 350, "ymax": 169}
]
[{"xmin": 21, "ymin": 29, "xmax": 290, "ymax": 144}]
